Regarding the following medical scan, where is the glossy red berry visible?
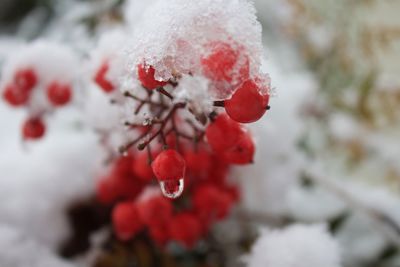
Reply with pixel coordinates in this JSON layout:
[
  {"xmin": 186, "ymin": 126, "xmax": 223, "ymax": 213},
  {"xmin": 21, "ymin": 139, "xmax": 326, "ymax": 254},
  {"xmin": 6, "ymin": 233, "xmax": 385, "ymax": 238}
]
[
  {"xmin": 2, "ymin": 84, "xmax": 29, "ymax": 106},
  {"xmin": 94, "ymin": 61, "xmax": 114, "ymax": 93},
  {"xmin": 46, "ymin": 82, "xmax": 72, "ymax": 106},
  {"xmin": 137, "ymin": 64, "xmax": 167, "ymax": 90},
  {"xmin": 112, "ymin": 202, "xmax": 143, "ymax": 241},
  {"xmin": 225, "ymin": 79, "xmax": 269, "ymax": 123},
  {"xmin": 169, "ymin": 213, "xmax": 202, "ymax": 248},
  {"xmin": 151, "ymin": 149, "xmax": 186, "ymax": 181},
  {"xmin": 205, "ymin": 113, "xmax": 244, "ymax": 152},
  {"xmin": 14, "ymin": 68, "xmax": 38, "ymax": 91},
  {"xmin": 22, "ymin": 117, "xmax": 46, "ymax": 140},
  {"xmin": 222, "ymin": 131, "xmax": 255, "ymax": 165},
  {"xmin": 201, "ymin": 41, "xmax": 249, "ymax": 84}
]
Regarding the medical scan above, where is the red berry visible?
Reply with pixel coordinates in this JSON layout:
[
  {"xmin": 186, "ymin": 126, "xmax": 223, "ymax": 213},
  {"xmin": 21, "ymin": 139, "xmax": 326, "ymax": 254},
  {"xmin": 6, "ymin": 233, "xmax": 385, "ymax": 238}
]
[
  {"xmin": 169, "ymin": 213, "xmax": 202, "ymax": 248},
  {"xmin": 225, "ymin": 80, "xmax": 269, "ymax": 123},
  {"xmin": 151, "ymin": 149, "xmax": 186, "ymax": 181},
  {"xmin": 112, "ymin": 154, "xmax": 135, "ymax": 178},
  {"xmin": 205, "ymin": 113, "xmax": 244, "ymax": 152},
  {"xmin": 193, "ymin": 184, "xmax": 233, "ymax": 223},
  {"xmin": 46, "ymin": 82, "xmax": 72, "ymax": 106},
  {"xmin": 22, "ymin": 117, "xmax": 46, "ymax": 140},
  {"xmin": 222, "ymin": 131, "xmax": 255, "ymax": 165},
  {"xmin": 137, "ymin": 196, "xmax": 173, "ymax": 226},
  {"xmin": 137, "ymin": 64, "xmax": 167, "ymax": 90},
  {"xmin": 94, "ymin": 61, "xmax": 115, "ymax": 93},
  {"xmin": 132, "ymin": 152, "xmax": 154, "ymax": 181},
  {"xmin": 114, "ymin": 175, "xmax": 145, "ymax": 200},
  {"xmin": 14, "ymin": 68, "xmax": 37, "ymax": 91},
  {"xmin": 149, "ymin": 223, "xmax": 170, "ymax": 247},
  {"xmin": 201, "ymin": 41, "xmax": 249, "ymax": 84},
  {"xmin": 2, "ymin": 84, "xmax": 29, "ymax": 106},
  {"xmin": 184, "ymin": 148, "xmax": 212, "ymax": 173},
  {"xmin": 96, "ymin": 177, "xmax": 119, "ymax": 204},
  {"xmin": 112, "ymin": 202, "xmax": 143, "ymax": 241}
]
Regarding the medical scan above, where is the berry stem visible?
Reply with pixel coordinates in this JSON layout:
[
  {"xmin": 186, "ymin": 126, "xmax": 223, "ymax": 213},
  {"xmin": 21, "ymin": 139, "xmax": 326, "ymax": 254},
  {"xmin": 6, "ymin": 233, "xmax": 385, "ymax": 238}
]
[
  {"xmin": 137, "ymin": 103, "xmax": 186, "ymax": 151},
  {"xmin": 156, "ymin": 87, "xmax": 173, "ymax": 100},
  {"xmin": 213, "ymin": 100, "xmax": 225, "ymax": 107},
  {"xmin": 123, "ymin": 91, "xmax": 168, "ymax": 108}
]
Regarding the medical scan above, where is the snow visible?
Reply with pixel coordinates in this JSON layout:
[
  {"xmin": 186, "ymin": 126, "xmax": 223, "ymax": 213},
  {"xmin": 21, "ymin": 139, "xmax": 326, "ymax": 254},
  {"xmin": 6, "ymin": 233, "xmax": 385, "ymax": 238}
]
[
  {"xmin": 126, "ymin": 0, "xmax": 263, "ymax": 99},
  {"xmin": 87, "ymin": 29, "xmax": 129, "ymax": 91},
  {"xmin": 0, "ymin": 224, "xmax": 77, "ymax": 267},
  {"xmin": 172, "ymin": 74, "xmax": 213, "ymax": 114},
  {"xmin": 0, "ymin": 101, "xmax": 101, "ymax": 255},
  {"xmin": 1, "ymin": 0, "xmax": 400, "ymax": 266},
  {"xmin": 246, "ymin": 224, "xmax": 342, "ymax": 267},
  {"xmin": 236, "ymin": 50, "xmax": 316, "ymax": 216}
]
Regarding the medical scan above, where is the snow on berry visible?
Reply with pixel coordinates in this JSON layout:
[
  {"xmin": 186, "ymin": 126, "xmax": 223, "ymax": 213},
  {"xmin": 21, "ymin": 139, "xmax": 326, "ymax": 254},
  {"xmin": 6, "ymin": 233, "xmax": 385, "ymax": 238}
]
[
  {"xmin": 137, "ymin": 64, "xmax": 168, "ymax": 90},
  {"xmin": 126, "ymin": 0, "xmax": 264, "ymax": 100}
]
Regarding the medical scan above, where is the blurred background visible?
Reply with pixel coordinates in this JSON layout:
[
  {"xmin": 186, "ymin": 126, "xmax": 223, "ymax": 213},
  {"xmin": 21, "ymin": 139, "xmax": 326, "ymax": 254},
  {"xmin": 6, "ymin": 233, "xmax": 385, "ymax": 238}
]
[{"xmin": 0, "ymin": 0, "xmax": 400, "ymax": 267}]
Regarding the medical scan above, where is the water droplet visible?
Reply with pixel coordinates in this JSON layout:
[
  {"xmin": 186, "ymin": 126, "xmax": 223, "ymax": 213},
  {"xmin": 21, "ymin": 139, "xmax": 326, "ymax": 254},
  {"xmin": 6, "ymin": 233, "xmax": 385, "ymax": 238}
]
[{"xmin": 159, "ymin": 178, "xmax": 184, "ymax": 199}]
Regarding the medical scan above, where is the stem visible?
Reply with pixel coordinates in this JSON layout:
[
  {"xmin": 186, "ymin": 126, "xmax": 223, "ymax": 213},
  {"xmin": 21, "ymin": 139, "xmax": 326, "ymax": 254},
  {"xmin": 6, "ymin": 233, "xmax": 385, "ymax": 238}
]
[
  {"xmin": 156, "ymin": 87, "xmax": 173, "ymax": 100},
  {"xmin": 137, "ymin": 103, "xmax": 186, "ymax": 150},
  {"xmin": 124, "ymin": 91, "xmax": 168, "ymax": 108},
  {"xmin": 213, "ymin": 100, "xmax": 225, "ymax": 107}
]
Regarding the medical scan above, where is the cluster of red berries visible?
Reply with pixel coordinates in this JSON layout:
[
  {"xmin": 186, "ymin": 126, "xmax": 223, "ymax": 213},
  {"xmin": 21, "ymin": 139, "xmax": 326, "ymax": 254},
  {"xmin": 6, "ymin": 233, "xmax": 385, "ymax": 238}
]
[
  {"xmin": 2, "ymin": 67, "xmax": 73, "ymax": 140},
  {"xmin": 90, "ymin": 39, "xmax": 269, "ymax": 200},
  {"xmin": 201, "ymin": 41, "xmax": 270, "ymax": 123},
  {"xmin": 97, "ymin": 147, "xmax": 238, "ymax": 249},
  {"xmin": 90, "ymin": 39, "xmax": 271, "ymax": 248}
]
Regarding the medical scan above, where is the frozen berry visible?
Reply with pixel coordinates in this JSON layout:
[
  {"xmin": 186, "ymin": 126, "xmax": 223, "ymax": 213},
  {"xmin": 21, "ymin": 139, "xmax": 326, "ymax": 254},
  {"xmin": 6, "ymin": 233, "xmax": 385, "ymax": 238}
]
[
  {"xmin": 225, "ymin": 79, "xmax": 269, "ymax": 123},
  {"xmin": 46, "ymin": 82, "xmax": 72, "ymax": 106},
  {"xmin": 201, "ymin": 41, "xmax": 249, "ymax": 84},
  {"xmin": 137, "ymin": 64, "xmax": 167, "ymax": 90}
]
